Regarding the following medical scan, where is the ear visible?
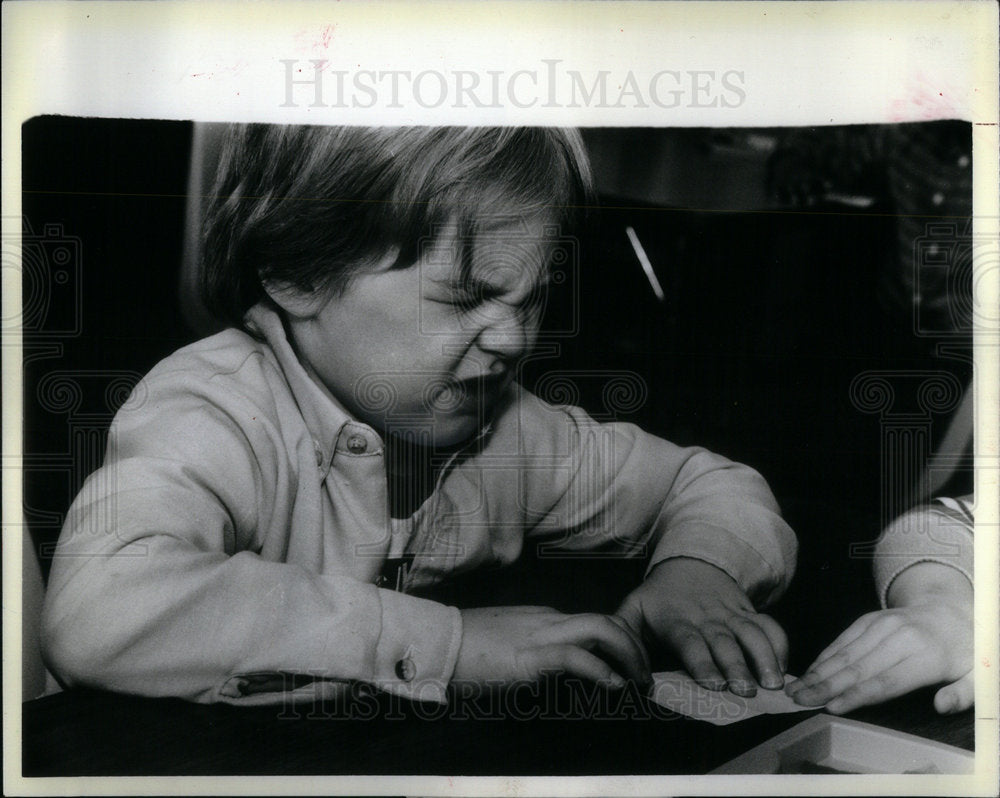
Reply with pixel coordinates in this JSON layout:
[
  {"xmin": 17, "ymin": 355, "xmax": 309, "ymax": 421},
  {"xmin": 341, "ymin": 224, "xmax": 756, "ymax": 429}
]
[{"xmin": 261, "ymin": 279, "xmax": 329, "ymax": 319}]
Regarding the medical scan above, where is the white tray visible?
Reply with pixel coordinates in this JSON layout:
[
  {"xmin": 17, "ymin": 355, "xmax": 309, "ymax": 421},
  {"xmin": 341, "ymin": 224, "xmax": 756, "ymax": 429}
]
[{"xmin": 710, "ymin": 714, "xmax": 975, "ymax": 774}]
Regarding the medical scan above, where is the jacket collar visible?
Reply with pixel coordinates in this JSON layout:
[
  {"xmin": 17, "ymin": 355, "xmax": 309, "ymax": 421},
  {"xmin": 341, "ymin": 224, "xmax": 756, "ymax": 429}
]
[{"xmin": 244, "ymin": 303, "xmax": 370, "ymax": 471}]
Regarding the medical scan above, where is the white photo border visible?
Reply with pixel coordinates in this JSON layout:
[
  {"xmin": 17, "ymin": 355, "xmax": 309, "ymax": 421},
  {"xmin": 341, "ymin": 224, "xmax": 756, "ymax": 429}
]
[{"xmin": 3, "ymin": 1, "xmax": 997, "ymax": 796}]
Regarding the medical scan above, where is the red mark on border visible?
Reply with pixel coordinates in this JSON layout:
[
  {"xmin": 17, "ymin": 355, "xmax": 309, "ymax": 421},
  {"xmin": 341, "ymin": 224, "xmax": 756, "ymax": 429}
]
[{"xmin": 320, "ymin": 24, "xmax": 335, "ymax": 48}]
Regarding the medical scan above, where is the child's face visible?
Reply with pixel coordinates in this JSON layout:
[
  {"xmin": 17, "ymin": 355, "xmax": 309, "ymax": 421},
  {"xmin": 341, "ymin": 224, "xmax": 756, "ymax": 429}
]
[{"xmin": 285, "ymin": 214, "xmax": 554, "ymax": 447}]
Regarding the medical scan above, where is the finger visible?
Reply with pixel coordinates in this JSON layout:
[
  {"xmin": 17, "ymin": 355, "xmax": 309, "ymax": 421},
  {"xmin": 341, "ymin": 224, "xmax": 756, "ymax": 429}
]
[
  {"xmin": 790, "ymin": 626, "xmax": 886, "ymax": 696},
  {"xmin": 666, "ymin": 626, "xmax": 727, "ymax": 690},
  {"xmin": 548, "ymin": 614, "xmax": 650, "ymax": 686},
  {"xmin": 613, "ymin": 597, "xmax": 644, "ymax": 639},
  {"xmin": 728, "ymin": 615, "xmax": 785, "ymax": 688},
  {"xmin": 535, "ymin": 644, "xmax": 626, "ymax": 689},
  {"xmin": 701, "ymin": 623, "xmax": 759, "ymax": 697},
  {"xmin": 608, "ymin": 613, "xmax": 652, "ymax": 675},
  {"xmin": 934, "ymin": 671, "xmax": 974, "ymax": 714},
  {"xmin": 585, "ymin": 615, "xmax": 651, "ymax": 685},
  {"xmin": 826, "ymin": 655, "xmax": 938, "ymax": 715},
  {"xmin": 752, "ymin": 613, "xmax": 790, "ymax": 675},
  {"xmin": 806, "ymin": 615, "xmax": 878, "ymax": 672},
  {"xmin": 793, "ymin": 637, "xmax": 913, "ymax": 708}
]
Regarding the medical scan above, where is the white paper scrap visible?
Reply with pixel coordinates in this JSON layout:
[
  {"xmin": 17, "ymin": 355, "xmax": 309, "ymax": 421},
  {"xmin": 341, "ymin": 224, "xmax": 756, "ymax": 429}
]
[{"xmin": 648, "ymin": 670, "xmax": 823, "ymax": 726}]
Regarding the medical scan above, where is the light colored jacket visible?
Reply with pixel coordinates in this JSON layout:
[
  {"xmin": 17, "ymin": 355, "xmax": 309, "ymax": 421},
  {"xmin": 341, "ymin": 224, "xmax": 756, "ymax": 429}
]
[{"xmin": 43, "ymin": 304, "xmax": 797, "ymax": 705}]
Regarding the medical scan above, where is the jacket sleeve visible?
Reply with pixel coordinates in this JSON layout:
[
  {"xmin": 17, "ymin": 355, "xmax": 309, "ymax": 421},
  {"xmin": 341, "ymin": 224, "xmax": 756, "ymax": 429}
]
[
  {"xmin": 41, "ymin": 370, "xmax": 461, "ymax": 705},
  {"xmin": 515, "ymin": 390, "xmax": 797, "ymax": 607},
  {"xmin": 873, "ymin": 495, "xmax": 975, "ymax": 608}
]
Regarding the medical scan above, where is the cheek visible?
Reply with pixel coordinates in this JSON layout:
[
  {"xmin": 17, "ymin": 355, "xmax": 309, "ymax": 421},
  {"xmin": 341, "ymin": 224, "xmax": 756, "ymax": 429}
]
[
  {"xmin": 358, "ymin": 301, "xmax": 441, "ymax": 364},
  {"xmin": 419, "ymin": 300, "xmax": 472, "ymax": 336},
  {"xmin": 415, "ymin": 306, "xmax": 479, "ymax": 353},
  {"xmin": 375, "ymin": 330, "xmax": 461, "ymax": 385}
]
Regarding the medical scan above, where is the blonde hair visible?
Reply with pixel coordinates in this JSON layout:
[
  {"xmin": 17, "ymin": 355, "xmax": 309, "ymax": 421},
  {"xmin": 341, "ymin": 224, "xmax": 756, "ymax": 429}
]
[{"xmin": 201, "ymin": 125, "xmax": 593, "ymax": 328}]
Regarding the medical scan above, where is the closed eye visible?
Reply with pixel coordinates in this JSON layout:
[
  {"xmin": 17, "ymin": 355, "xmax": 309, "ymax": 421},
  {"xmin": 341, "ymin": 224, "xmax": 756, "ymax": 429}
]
[
  {"xmin": 426, "ymin": 275, "xmax": 549, "ymax": 316},
  {"xmin": 446, "ymin": 279, "xmax": 504, "ymax": 307}
]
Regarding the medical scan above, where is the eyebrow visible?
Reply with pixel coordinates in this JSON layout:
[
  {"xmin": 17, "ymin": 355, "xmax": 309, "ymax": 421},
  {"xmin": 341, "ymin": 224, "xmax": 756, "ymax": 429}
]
[
  {"xmin": 426, "ymin": 272, "xmax": 550, "ymax": 306},
  {"xmin": 456, "ymin": 269, "xmax": 552, "ymax": 292},
  {"xmin": 433, "ymin": 238, "xmax": 553, "ymax": 297}
]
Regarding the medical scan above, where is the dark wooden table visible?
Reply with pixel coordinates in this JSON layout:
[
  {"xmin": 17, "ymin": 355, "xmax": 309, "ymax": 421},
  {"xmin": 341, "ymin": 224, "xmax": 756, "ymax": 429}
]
[
  {"xmin": 20, "ymin": 555, "xmax": 973, "ymax": 777},
  {"xmin": 21, "ymin": 677, "xmax": 972, "ymax": 777}
]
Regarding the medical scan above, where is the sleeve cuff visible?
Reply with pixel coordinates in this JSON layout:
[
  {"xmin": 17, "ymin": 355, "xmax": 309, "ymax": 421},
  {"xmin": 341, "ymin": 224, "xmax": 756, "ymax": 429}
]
[
  {"xmin": 873, "ymin": 507, "xmax": 975, "ymax": 608},
  {"xmin": 216, "ymin": 587, "xmax": 463, "ymax": 705},
  {"xmin": 647, "ymin": 523, "xmax": 789, "ymax": 607},
  {"xmin": 371, "ymin": 589, "xmax": 463, "ymax": 704},
  {"xmin": 876, "ymin": 557, "xmax": 975, "ymax": 609}
]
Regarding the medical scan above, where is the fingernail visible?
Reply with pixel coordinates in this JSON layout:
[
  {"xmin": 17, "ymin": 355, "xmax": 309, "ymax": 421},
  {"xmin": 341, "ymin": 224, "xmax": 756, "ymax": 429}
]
[
  {"xmin": 761, "ymin": 671, "xmax": 783, "ymax": 690},
  {"xmin": 795, "ymin": 691, "xmax": 826, "ymax": 708},
  {"xmin": 608, "ymin": 673, "xmax": 626, "ymax": 689}
]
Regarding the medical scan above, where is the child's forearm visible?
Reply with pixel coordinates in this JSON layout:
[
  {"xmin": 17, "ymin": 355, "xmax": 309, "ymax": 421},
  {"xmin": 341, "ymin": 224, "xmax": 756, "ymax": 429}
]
[
  {"xmin": 42, "ymin": 532, "xmax": 463, "ymax": 705},
  {"xmin": 514, "ymin": 391, "xmax": 796, "ymax": 605},
  {"xmin": 873, "ymin": 500, "xmax": 974, "ymax": 607},
  {"xmin": 638, "ymin": 447, "xmax": 797, "ymax": 607},
  {"xmin": 885, "ymin": 561, "xmax": 974, "ymax": 609}
]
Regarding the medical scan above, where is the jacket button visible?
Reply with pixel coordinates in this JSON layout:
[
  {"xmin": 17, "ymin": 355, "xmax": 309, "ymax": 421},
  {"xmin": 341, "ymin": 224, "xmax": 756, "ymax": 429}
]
[
  {"xmin": 395, "ymin": 657, "xmax": 416, "ymax": 681},
  {"xmin": 346, "ymin": 435, "xmax": 367, "ymax": 454}
]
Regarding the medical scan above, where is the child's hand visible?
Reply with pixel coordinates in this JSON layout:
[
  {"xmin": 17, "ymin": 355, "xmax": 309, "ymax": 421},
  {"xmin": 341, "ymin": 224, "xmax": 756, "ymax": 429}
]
[
  {"xmin": 788, "ymin": 563, "xmax": 974, "ymax": 715},
  {"xmin": 453, "ymin": 606, "xmax": 651, "ymax": 689},
  {"xmin": 615, "ymin": 557, "xmax": 788, "ymax": 697}
]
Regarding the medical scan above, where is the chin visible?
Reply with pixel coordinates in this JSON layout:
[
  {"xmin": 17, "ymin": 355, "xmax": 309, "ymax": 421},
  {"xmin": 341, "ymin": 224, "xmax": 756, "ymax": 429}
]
[{"xmin": 429, "ymin": 414, "xmax": 486, "ymax": 449}]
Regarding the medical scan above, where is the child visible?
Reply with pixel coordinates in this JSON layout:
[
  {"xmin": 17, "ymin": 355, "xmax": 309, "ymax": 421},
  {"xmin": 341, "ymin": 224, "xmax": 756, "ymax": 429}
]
[
  {"xmin": 42, "ymin": 125, "xmax": 797, "ymax": 705},
  {"xmin": 788, "ymin": 495, "xmax": 974, "ymax": 714}
]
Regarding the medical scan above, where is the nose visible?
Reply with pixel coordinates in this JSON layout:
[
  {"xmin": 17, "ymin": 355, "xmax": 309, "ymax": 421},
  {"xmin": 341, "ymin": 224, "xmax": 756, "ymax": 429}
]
[{"xmin": 475, "ymin": 307, "xmax": 536, "ymax": 363}]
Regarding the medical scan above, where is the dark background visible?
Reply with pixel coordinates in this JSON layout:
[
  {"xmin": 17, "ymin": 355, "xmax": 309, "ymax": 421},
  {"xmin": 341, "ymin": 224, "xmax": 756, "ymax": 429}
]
[{"xmin": 21, "ymin": 116, "xmax": 973, "ymax": 676}]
